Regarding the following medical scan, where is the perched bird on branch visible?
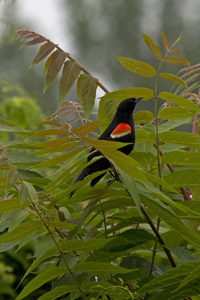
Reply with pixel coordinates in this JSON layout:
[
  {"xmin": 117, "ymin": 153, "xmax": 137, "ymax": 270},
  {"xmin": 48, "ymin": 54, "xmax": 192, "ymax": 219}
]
[{"xmin": 71, "ymin": 97, "xmax": 142, "ymax": 194}]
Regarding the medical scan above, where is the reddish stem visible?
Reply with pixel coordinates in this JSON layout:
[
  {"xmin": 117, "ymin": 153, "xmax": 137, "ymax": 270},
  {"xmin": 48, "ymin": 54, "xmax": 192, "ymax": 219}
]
[{"xmin": 140, "ymin": 204, "xmax": 176, "ymax": 268}]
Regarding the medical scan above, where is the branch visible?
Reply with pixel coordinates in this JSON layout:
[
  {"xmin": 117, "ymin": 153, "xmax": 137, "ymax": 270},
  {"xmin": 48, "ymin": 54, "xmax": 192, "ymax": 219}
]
[{"xmin": 140, "ymin": 204, "xmax": 176, "ymax": 268}]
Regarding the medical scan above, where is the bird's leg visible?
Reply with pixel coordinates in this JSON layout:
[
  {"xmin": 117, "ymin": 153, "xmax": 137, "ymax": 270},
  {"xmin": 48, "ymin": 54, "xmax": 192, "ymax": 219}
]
[
  {"xmin": 109, "ymin": 170, "xmax": 115, "ymax": 177},
  {"xmin": 110, "ymin": 165, "xmax": 121, "ymax": 182}
]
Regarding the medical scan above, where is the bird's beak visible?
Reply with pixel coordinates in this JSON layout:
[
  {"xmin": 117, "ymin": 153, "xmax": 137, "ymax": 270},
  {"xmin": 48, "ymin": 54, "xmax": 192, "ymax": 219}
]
[{"xmin": 135, "ymin": 97, "xmax": 143, "ymax": 103}]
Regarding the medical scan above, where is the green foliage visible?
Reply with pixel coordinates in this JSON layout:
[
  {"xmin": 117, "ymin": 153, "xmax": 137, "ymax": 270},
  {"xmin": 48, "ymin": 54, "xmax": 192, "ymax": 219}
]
[{"xmin": 1, "ymin": 29, "xmax": 200, "ymax": 299}]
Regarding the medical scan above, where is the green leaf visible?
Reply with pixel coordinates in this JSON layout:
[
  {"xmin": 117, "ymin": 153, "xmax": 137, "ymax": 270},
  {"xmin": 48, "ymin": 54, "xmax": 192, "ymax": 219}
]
[
  {"xmin": 175, "ymin": 264, "xmax": 200, "ymax": 292},
  {"xmin": 81, "ymin": 137, "xmax": 148, "ymax": 183},
  {"xmin": 30, "ymin": 129, "xmax": 68, "ymax": 139},
  {"xmin": 0, "ymin": 124, "xmax": 35, "ymax": 135},
  {"xmin": 22, "ymin": 181, "xmax": 39, "ymax": 202},
  {"xmin": 160, "ymin": 73, "xmax": 187, "ymax": 87},
  {"xmin": 30, "ymin": 42, "xmax": 55, "ymax": 67},
  {"xmin": 4, "ymin": 141, "xmax": 42, "ymax": 150},
  {"xmin": 141, "ymin": 194, "xmax": 200, "ymax": 249},
  {"xmin": 159, "ymin": 92, "xmax": 198, "ymax": 111},
  {"xmin": 140, "ymin": 182, "xmax": 195, "ymax": 217},
  {"xmin": 15, "ymin": 267, "xmax": 67, "ymax": 300},
  {"xmin": 170, "ymin": 48, "xmax": 181, "ymax": 53},
  {"xmin": 43, "ymin": 149, "xmax": 90, "ymax": 191},
  {"xmin": 16, "ymin": 230, "xmax": 37, "ymax": 252},
  {"xmin": 60, "ymin": 239, "xmax": 111, "ymax": 254},
  {"xmin": 6, "ymin": 168, "xmax": 18, "ymax": 191},
  {"xmin": 31, "ymin": 141, "xmax": 80, "ymax": 155},
  {"xmin": 130, "ymin": 152, "xmax": 157, "ymax": 166},
  {"xmin": 0, "ymin": 198, "xmax": 23, "ymax": 213},
  {"xmin": 181, "ymin": 82, "xmax": 200, "ymax": 95},
  {"xmin": 42, "ymin": 50, "xmax": 57, "ymax": 75},
  {"xmin": 172, "ymin": 201, "xmax": 200, "ymax": 221},
  {"xmin": 37, "ymin": 285, "xmax": 78, "ymax": 300},
  {"xmin": 133, "ymin": 110, "xmax": 154, "ymax": 123},
  {"xmin": 112, "ymin": 229, "xmax": 156, "ymax": 247},
  {"xmin": 20, "ymin": 247, "xmax": 59, "ymax": 283},
  {"xmin": 8, "ymin": 210, "xmax": 29, "ymax": 232},
  {"xmin": 19, "ymin": 181, "xmax": 29, "ymax": 205},
  {"xmin": 162, "ymin": 151, "xmax": 200, "ymax": 166},
  {"xmin": 0, "ymin": 158, "xmax": 9, "ymax": 167},
  {"xmin": 0, "ymin": 220, "xmax": 42, "ymax": 244},
  {"xmin": 98, "ymin": 98, "xmax": 119, "ymax": 133},
  {"xmin": 37, "ymin": 283, "xmax": 115, "ymax": 300},
  {"xmin": 111, "ymin": 161, "xmax": 141, "ymax": 212},
  {"xmin": 159, "ymin": 131, "xmax": 200, "ymax": 150},
  {"xmin": 72, "ymin": 262, "xmax": 132, "ymax": 274},
  {"xmin": 81, "ymin": 137, "xmax": 133, "ymax": 154},
  {"xmin": 79, "ymin": 74, "xmax": 97, "ymax": 120},
  {"xmin": 71, "ymin": 120, "xmax": 101, "ymax": 135},
  {"xmin": 158, "ymin": 118, "xmax": 191, "ymax": 133},
  {"xmin": 59, "ymin": 61, "xmax": 80, "ymax": 104},
  {"xmin": 171, "ymin": 33, "xmax": 182, "ymax": 47},
  {"xmin": 143, "ymin": 171, "xmax": 178, "ymax": 194},
  {"xmin": 164, "ymin": 169, "xmax": 200, "ymax": 188},
  {"xmin": 0, "ymin": 118, "xmax": 22, "ymax": 127},
  {"xmin": 34, "ymin": 137, "xmax": 74, "ymax": 148},
  {"xmin": 161, "ymin": 30, "xmax": 169, "ymax": 50},
  {"xmin": 164, "ymin": 57, "xmax": 190, "ymax": 66},
  {"xmin": 135, "ymin": 129, "xmax": 156, "ymax": 142},
  {"xmin": 35, "ymin": 235, "xmax": 59, "ymax": 260},
  {"xmin": 43, "ymin": 50, "xmax": 67, "ymax": 92},
  {"xmin": 142, "ymin": 33, "xmax": 162, "ymax": 60},
  {"xmin": 102, "ymin": 88, "xmax": 153, "ymax": 102},
  {"xmin": 76, "ymin": 74, "xmax": 82, "ymax": 101},
  {"xmin": 138, "ymin": 261, "xmax": 200, "ymax": 295},
  {"xmin": 32, "ymin": 145, "xmax": 87, "ymax": 169},
  {"xmin": 115, "ymin": 56, "xmax": 155, "ymax": 77},
  {"xmin": 159, "ymin": 106, "xmax": 196, "ymax": 119}
]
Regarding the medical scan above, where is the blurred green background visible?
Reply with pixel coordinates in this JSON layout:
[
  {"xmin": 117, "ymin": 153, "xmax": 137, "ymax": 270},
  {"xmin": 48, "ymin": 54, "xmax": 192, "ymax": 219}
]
[{"xmin": 0, "ymin": 0, "xmax": 200, "ymax": 298}]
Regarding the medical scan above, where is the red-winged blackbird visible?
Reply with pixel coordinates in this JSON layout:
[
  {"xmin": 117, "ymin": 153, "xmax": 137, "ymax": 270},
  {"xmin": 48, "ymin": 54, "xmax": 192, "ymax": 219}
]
[{"xmin": 73, "ymin": 97, "xmax": 142, "ymax": 190}]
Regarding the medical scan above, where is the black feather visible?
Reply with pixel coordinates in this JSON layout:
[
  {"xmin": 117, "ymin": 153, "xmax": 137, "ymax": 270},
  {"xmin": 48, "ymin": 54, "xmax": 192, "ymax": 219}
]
[{"xmin": 70, "ymin": 97, "xmax": 142, "ymax": 196}]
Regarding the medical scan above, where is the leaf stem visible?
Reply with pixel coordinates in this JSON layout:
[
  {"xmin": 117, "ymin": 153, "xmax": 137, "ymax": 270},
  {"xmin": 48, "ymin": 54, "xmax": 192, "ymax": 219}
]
[
  {"xmin": 148, "ymin": 49, "xmax": 173, "ymax": 290},
  {"xmin": 27, "ymin": 31, "xmax": 110, "ymax": 95}
]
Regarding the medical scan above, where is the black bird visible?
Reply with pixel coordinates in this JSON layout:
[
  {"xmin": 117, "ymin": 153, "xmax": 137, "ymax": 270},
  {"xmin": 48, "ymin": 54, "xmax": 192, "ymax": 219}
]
[{"xmin": 73, "ymin": 97, "xmax": 142, "ymax": 190}]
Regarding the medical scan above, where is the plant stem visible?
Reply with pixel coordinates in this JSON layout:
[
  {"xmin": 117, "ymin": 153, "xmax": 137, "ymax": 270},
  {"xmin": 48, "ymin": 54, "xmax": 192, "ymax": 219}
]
[
  {"xmin": 140, "ymin": 205, "xmax": 176, "ymax": 268},
  {"xmin": 98, "ymin": 197, "xmax": 113, "ymax": 284},
  {"xmin": 146, "ymin": 50, "xmax": 171, "ymax": 295},
  {"xmin": 147, "ymin": 54, "xmax": 165, "ymax": 286}
]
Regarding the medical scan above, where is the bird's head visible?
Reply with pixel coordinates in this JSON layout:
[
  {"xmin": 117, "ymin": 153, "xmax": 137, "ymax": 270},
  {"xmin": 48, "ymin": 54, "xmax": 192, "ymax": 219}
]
[{"xmin": 116, "ymin": 97, "xmax": 142, "ymax": 117}]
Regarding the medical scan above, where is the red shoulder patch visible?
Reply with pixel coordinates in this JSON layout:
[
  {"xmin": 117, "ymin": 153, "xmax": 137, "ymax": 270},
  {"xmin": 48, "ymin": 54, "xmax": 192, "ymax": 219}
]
[{"xmin": 110, "ymin": 123, "xmax": 131, "ymax": 138}]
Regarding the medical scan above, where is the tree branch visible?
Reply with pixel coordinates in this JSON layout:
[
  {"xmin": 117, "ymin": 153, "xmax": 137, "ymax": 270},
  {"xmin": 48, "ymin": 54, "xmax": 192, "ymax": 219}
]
[{"xmin": 140, "ymin": 204, "xmax": 176, "ymax": 268}]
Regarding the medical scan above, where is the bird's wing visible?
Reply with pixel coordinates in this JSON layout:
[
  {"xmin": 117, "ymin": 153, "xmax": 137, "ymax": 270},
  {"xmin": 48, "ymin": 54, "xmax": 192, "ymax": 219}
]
[
  {"xmin": 99, "ymin": 122, "xmax": 132, "ymax": 140},
  {"xmin": 110, "ymin": 123, "xmax": 131, "ymax": 138}
]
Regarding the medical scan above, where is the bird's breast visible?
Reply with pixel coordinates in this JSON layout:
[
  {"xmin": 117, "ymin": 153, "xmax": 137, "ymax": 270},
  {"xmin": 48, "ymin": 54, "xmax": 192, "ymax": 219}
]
[{"xmin": 110, "ymin": 123, "xmax": 131, "ymax": 139}]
